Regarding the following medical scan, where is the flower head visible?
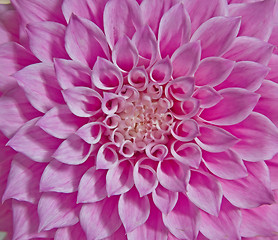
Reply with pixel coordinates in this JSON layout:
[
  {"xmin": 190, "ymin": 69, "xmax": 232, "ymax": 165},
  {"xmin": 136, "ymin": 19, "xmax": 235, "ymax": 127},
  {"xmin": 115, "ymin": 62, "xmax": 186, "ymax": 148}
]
[{"xmin": 1, "ymin": 0, "xmax": 278, "ymax": 239}]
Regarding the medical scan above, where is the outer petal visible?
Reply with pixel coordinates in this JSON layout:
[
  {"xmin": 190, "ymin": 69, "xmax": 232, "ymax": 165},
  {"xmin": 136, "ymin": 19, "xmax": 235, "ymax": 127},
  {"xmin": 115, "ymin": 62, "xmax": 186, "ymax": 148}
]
[
  {"xmin": 80, "ymin": 196, "xmax": 121, "ymax": 240},
  {"xmin": 38, "ymin": 192, "xmax": 79, "ymax": 231},
  {"xmin": 163, "ymin": 193, "xmax": 200, "ymax": 240},
  {"xmin": 27, "ymin": 21, "xmax": 68, "ymax": 63},
  {"xmin": 55, "ymin": 223, "xmax": 86, "ymax": 240},
  {"xmin": 199, "ymin": 88, "xmax": 260, "ymax": 126},
  {"xmin": 65, "ymin": 14, "xmax": 110, "ymax": 68},
  {"xmin": 191, "ymin": 16, "xmax": 241, "ymax": 58},
  {"xmin": 220, "ymin": 161, "xmax": 275, "ymax": 209},
  {"xmin": 193, "ymin": 86, "xmax": 223, "ymax": 108},
  {"xmin": 224, "ymin": 112, "xmax": 278, "ymax": 161},
  {"xmin": 187, "ymin": 171, "xmax": 223, "ymax": 216},
  {"xmin": 267, "ymin": 54, "xmax": 278, "ymax": 83},
  {"xmin": 200, "ymin": 198, "xmax": 241, "ymax": 240},
  {"xmin": 158, "ymin": 3, "xmax": 191, "ymax": 58},
  {"xmin": 14, "ymin": 63, "xmax": 64, "ymax": 113},
  {"xmin": 266, "ymin": 154, "xmax": 278, "ymax": 190},
  {"xmin": 119, "ymin": 187, "xmax": 150, "ymax": 233}
]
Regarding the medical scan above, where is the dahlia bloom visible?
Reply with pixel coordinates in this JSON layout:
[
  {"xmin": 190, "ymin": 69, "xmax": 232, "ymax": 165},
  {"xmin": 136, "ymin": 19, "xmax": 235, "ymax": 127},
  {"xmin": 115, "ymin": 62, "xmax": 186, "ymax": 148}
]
[{"xmin": 1, "ymin": 0, "xmax": 278, "ymax": 239}]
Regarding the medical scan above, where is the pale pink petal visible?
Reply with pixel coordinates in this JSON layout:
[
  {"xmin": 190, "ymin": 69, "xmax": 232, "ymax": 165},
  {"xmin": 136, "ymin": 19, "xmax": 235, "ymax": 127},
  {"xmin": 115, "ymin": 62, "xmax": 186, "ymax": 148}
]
[
  {"xmin": 14, "ymin": 63, "xmax": 64, "ymax": 113},
  {"xmin": 193, "ymin": 86, "xmax": 223, "ymax": 108},
  {"xmin": 187, "ymin": 171, "xmax": 223, "ymax": 216},
  {"xmin": 229, "ymin": 0, "xmax": 276, "ymax": 41},
  {"xmin": 0, "ymin": 10, "xmax": 20, "ymax": 43},
  {"xmin": 202, "ymin": 150, "xmax": 247, "ymax": 180},
  {"xmin": 220, "ymin": 161, "xmax": 275, "ymax": 209},
  {"xmin": 54, "ymin": 58, "xmax": 91, "ymax": 90},
  {"xmin": 54, "ymin": 223, "xmax": 86, "ymax": 240},
  {"xmin": 76, "ymin": 122, "xmax": 107, "ymax": 144},
  {"xmin": 80, "ymin": 196, "xmax": 121, "ymax": 239},
  {"xmin": 103, "ymin": 0, "xmax": 143, "ymax": 49},
  {"xmin": 224, "ymin": 112, "xmax": 278, "ymax": 161},
  {"xmin": 77, "ymin": 167, "xmax": 107, "ymax": 203},
  {"xmin": 7, "ymin": 118, "xmax": 62, "ymax": 163},
  {"xmin": 53, "ymin": 134, "xmax": 92, "ymax": 165},
  {"xmin": 195, "ymin": 125, "xmax": 239, "ymax": 152},
  {"xmin": 100, "ymin": 226, "xmax": 127, "ymax": 240},
  {"xmin": 171, "ymin": 41, "xmax": 201, "ymax": 78},
  {"xmin": 267, "ymin": 54, "xmax": 278, "ymax": 83},
  {"xmin": 200, "ymin": 198, "xmax": 241, "ymax": 240},
  {"xmin": 266, "ymin": 154, "xmax": 278, "ymax": 190},
  {"xmin": 194, "ymin": 57, "xmax": 235, "ymax": 87},
  {"xmin": 191, "ymin": 16, "xmax": 241, "ymax": 58},
  {"xmin": 27, "ymin": 21, "xmax": 68, "ymax": 63},
  {"xmin": 38, "ymin": 192, "xmax": 79, "ymax": 231},
  {"xmin": 62, "ymin": 87, "xmax": 102, "ymax": 117},
  {"xmin": 145, "ymin": 143, "xmax": 168, "ymax": 161},
  {"xmin": 152, "ymin": 184, "xmax": 178, "ymax": 214},
  {"xmin": 128, "ymin": 67, "xmax": 149, "ymax": 91},
  {"xmin": 106, "ymin": 160, "xmax": 134, "ymax": 197},
  {"xmin": 119, "ymin": 187, "xmax": 150, "ymax": 232},
  {"xmin": 157, "ymin": 159, "xmax": 189, "ymax": 192},
  {"xmin": 215, "ymin": 61, "xmax": 269, "ymax": 91},
  {"xmin": 171, "ymin": 119, "xmax": 199, "ymax": 142},
  {"xmin": 96, "ymin": 143, "xmax": 118, "ymax": 169},
  {"xmin": 199, "ymin": 88, "xmax": 260, "ymax": 125},
  {"xmin": 222, "ymin": 36, "xmax": 274, "ymax": 65},
  {"xmin": 0, "ymin": 75, "xmax": 17, "ymax": 96},
  {"xmin": 163, "ymin": 193, "xmax": 200, "ymax": 240},
  {"xmin": 40, "ymin": 160, "xmax": 89, "ymax": 193},
  {"xmin": 65, "ymin": 14, "xmax": 110, "ymax": 68},
  {"xmin": 150, "ymin": 57, "xmax": 173, "ymax": 85},
  {"xmin": 158, "ymin": 3, "xmax": 191, "ymax": 58}
]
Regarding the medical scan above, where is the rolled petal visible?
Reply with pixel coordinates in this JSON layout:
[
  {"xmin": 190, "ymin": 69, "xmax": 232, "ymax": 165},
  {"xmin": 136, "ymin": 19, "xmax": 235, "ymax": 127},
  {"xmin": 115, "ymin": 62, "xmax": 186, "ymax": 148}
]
[
  {"xmin": 220, "ymin": 161, "xmax": 275, "ymax": 209},
  {"xmin": 65, "ymin": 14, "xmax": 110, "ymax": 68},
  {"xmin": 62, "ymin": 87, "xmax": 102, "ymax": 117},
  {"xmin": 128, "ymin": 67, "xmax": 149, "ymax": 91},
  {"xmin": 202, "ymin": 150, "xmax": 247, "ymax": 180},
  {"xmin": 163, "ymin": 193, "xmax": 200, "ymax": 240},
  {"xmin": 80, "ymin": 196, "xmax": 121, "ymax": 239},
  {"xmin": 194, "ymin": 57, "xmax": 235, "ymax": 87},
  {"xmin": 77, "ymin": 167, "xmax": 107, "ymax": 203},
  {"xmin": 96, "ymin": 143, "xmax": 118, "ymax": 169},
  {"xmin": 106, "ymin": 160, "xmax": 134, "ymax": 197},
  {"xmin": 191, "ymin": 16, "xmax": 241, "ymax": 58},
  {"xmin": 101, "ymin": 93, "xmax": 126, "ymax": 115},
  {"xmin": 199, "ymin": 88, "xmax": 260, "ymax": 126},
  {"xmin": 7, "ymin": 118, "xmax": 62, "ymax": 163},
  {"xmin": 150, "ymin": 57, "xmax": 173, "ymax": 85},
  {"xmin": 171, "ymin": 119, "xmax": 199, "ymax": 142},
  {"xmin": 14, "ymin": 63, "xmax": 64, "ymax": 113},
  {"xmin": 38, "ymin": 192, "xmax": 79, "ymax": 231},
  {"xmin": 145, "ymin": 143, "xmax": 168, "ymax": 161},
  {"xmin": 195, "ymin": 125, "xmax": 239, "ymax": 153},
  {"xmin": 119, "ymin": 187, "xmax": 150, "ymax": 232},
  {"xmin": 54, "ymin": 223, "xmax": 86, "ymax": 240},
  {"xmin": 193, "ymin": 86, "xmax": 223, "ymax": 108},
  {"xmin": 158, "ymin": 3, "xmax": 191, "ymax": 58},
  {"xmin": 76, "ymin": 122, "xmax": 107, "ymax": 144}
]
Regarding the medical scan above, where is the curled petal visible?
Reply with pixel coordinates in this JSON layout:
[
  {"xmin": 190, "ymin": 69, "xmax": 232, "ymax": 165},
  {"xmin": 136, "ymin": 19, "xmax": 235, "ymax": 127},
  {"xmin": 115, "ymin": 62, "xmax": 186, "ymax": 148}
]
[
  {"xmin": 171, "ymin": 97, "xmax": 200, "ymax": 120},
  {"xmin": 96, "ymin": 143, "xmax": 118, "ymax": 169},
  {"xmin": 101, "ymin": 93, "xmax": 126, "ymax": 115},
  {"xmin": 128, "ymin": 67, "xmax": 149, "ymax": 91},
  {"xmin": 171, "ymin": 119, "xmax": 199, "ymax": 142},
  {"xmin": 104, "ymin": 115, "xmax": 121, "ymax": 129},
  {"xmin": 146, "ymin": 83, "xmax": 163, "ymax": 100},
  {"xmin": 150, "ymin": 57, "xmax": 172, "ymax": 85},
  {"xmin": 111, "ymin": 128, "xmax": 125, "ymax": 147},
  {"xmin": 76, "ymin": 122, "xmax": 107, "ymax": 144},
  {"xmin": 193, "ymin": 86, "xmax": 223, "ymax": 108},
  {"xmin": 119, "ymin": 140, "xmax": 135, "ymax": 158},
  {"xmin": 191, "ymin": 16, "xmax": 241, "ymax": 58},
  {"xmin": 119, "ymin": 85, "xmax": 140, "ymax": 102},
  {"xmin": 145, "ymin": 143, "xmax": 168, "ymax": 161},
  {"xmin": 62, "ymin": 87, "xmax": 102, "ymax": 117}
]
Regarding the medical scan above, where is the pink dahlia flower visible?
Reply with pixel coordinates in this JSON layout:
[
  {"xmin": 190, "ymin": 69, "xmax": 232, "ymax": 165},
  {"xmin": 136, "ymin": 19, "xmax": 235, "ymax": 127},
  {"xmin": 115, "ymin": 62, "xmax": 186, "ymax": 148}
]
[{"xmin": 1, "ymin": 0, "xmax": 278, "ymax": 239}]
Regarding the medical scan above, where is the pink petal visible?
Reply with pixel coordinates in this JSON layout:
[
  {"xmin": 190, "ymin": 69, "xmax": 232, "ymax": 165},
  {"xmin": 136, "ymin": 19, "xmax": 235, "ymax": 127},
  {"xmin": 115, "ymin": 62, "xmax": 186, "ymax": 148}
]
[
  {"xmin": 163, "ymin": 193, "xmax": 200, "ymax": 240},
  {"xmin": 96, "ymin": 143, "xmax": 118, "ymax": 169},
  {"xmin": 0, "ymin": 201, "xmax": 13, "ymax": 234},
  {"xmin": 193, "ymin": 86, "xmax": 223, "ymax": 108},
  {"xmin": 0, "ymin": 10, "xmax": 20, "ymax": 44},
  {"xmin": 150, "ymin": 57, "xmax": 173, "ymax": 85},
  {"xmin": 158, "ymin": 3, "xmax": 191, "ymax": 58},
  {"xmin": 199, "ymin": 88, "xmax": 260, "ymax": 125},
  {"xmin": 65, "ymin": 14, "xmax": 110, "ymax": 68},
  {"xmin": 38, "ymin": 192, "xmax": 79, "ymax": 231},
  {"xmin": 14, "ymin": 63, "xmax": 64, "ymax": 113},
  {"xmin": 145, "ymin": 143, "xmax": 168, "ymax": 161},
  {"xmin": 53, "ymin": 134, "xmax": 92, "ymax": 165},
  {"xmin": 200, "ymin": 198, "xmax": 241, "ymax": 240},
  {"xmin": 77, "ymin": 167, "xmax": 107, "ymax": 203},
  {"xmin": 267, "ymin": 54, "xmax": 278, "ymax": 83},
  {"xmin": 7, "ymin": 118, "xmax": 62, "ymax": 163},
  {"xmin": 191, "ymin": 16, "xmax": 241, "ymax": 58},
  {"xmin": 0, "ymin": 75, "xmax": 17, "ymax": 96},
  {"xmin": 76, "ymin": 122, "xmax": 107, "ymax": 144},
  {"xmin": 40, "ymin": 160, "xmax": 89, "ymax": 193},
  {"xmin": 0, "ymin": 42, "xmax": 38, "ymax": 76},
  {"xmin": 54, "ymin": 58, "xmax": 91, "ymax": 90},
  {"xmin": 106, "ymin": 160, "xmax": 134, "ymax": 197},
  {"xmin": 194, "ymin": 57, "xmax": 235, "ymax": 87},
  {"xmin": 171, "ymin": 41, "xmax": 201, "ymax": 78},
  {"xmin": 215, "ymin": 61, "xmax": 269, "ymax": 92},
  {"xmin": 3, "ymin": 153, "xmax": 43, "ymax": 204},
  {"xmin": 202, "ymin": 150, "xmax": 247, "ymax": 180},
  {"xmin": 266, "ymin": 154, "xmax": 278, "ymax": 190},
  {"xmin": 187, "ymin": 171, "xmax": 223, "ymax": 216},
  {"xmin": 80, "ymin": 196, "xmax": 121, "ymax": 239},
  {"xmin": 128, "ymin": 67, "xmax": 149, "ymax": 91},
  {"xmin": 157, "ymin": 158, "xmax": 189, "ymax": 192},
  {"xmin": 62, "ymin": 87, "xmax": 102, "ymax": 117},
  {"xmin": 171, "ymin": 119, "xmax": 199, "ymax": 142},
  {"xmin": 220, "ymin": 161, "xmax": 275, "ymax": 209},
  {"xmin": 269, "ymin": 25, "xmax": 278, "ymax": 54},
  {"xmin": 229, "ymin": 0, "xmax": 276, "ymax": 41},
  {"xmin": 152, "ymin": 184, "xmax": 178, "ymax": 214},
  {"xmin": 27, "ymin": 21, "xmax": 68, "ymax": 63},
  {"xmin": 222, "ymin": 36, "xmax": 274, "ymax": 65},
  {"xmin": 101, "ymin": 226, "xmax": 127, "ymax": 240},
  {"xmin": 119, "ymin": 187, "xmax": 150, "ymax": 232},
  {"xmin": 224, "ymin": 112, "xmax": 278, "ymax": 161},
  {"xmin": 54, "ymin": 223, "xmax": 86, "ymax": 240},
  {"xmin": 103, "ymin": 0, "xmax": 143, "ymax": 49},
  {"xmin": 195, "ymin": 125, "xmax": 239, "ymax": 153}
]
